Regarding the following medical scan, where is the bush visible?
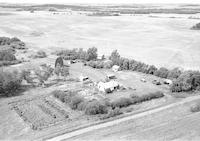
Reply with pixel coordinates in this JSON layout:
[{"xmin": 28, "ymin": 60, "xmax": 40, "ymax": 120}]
[
  {"xmin": 111, "ymin": 92, "xmax": 164, "ymax": 109},
  {"xmin": 191, "ymin": 23, "xmax": 200, "ymax": 30},
  {"xmin": 190, "ymin": 103, "xmax": 200, "ymax": 112},
  {"xmin": 52, "ymin": 90, "xmax": 66, "ymax": 99},
  {"xmin": 36, "ymin": 50, "xmax": 47, "ymax": 58},
  {"xmin": 0, "ymin": 60, "xmax": 21, "ymax": 67},
  {"xmin": 107, "ymin": 107, "xmax": 122, "ymax": 117},
  {"xmin": 85, "ymin": 100, "xmax": 108, "ymax": 115},
  {"xmin": 69, "ymin": 95, "xmax": 84, "ymax": 110},
  {"xmin": 111, "ymin": 97, "xmax": 132, "ymax": 108},
  {"xmin": 54, "ymin": 66, "xmax": 69, "ymax": 77},
  {"xmin": 0, "ymin": 70, "xmax": 22, "ymax": 97},
  {"xmin": 0, "ymin": 50, "xmax": 16, "ymax": 61}
]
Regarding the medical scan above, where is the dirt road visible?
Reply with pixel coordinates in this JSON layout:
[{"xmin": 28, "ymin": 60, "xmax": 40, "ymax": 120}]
[{"xmin": 47, "ymin": 94, "xmax": 200, "ymax": 141}]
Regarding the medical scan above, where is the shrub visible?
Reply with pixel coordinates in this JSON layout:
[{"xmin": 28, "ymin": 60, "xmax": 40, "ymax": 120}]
[
  {"xmin": 0, "ymin": 50, "xmax": 16, "ymax": 61},
  {"xmin": 0, "ymin": 60, "xmax": 21, "ymax": 67},
  {"xmin": 190, "ymin": 103, "xmax": 200, "ymax": 112},
  {"xmin": 36, "ymin": 50, "xmax": 47, "ymax": 58},
  {"xmin": 0, "ymin": 70, "xmax": 22, "ymax": 97},
  {"xmin": 107, "ymin": 107, "xmax": 122, "ymax": 118},
  {"xmin": 111, "ymin": 92, "xmax": 164, "ymax": 109},
  {"xmin": 52, "ymin": 90, "xmax": 66, "ymax": 99},
  {"xmin": 191, "ymin": 23, "xmax": 200, "ymax": 30},
  {"xmin": 69, "ymin": 95, "xmax": 84, "ymax": 110},
  {"xmin": 111, "ymin": 97, "xmax": 132, "ymax": 108},
  {"xmin": 85, "ymin": 100, "xmax": 108, "ymax": 115},
  {"xmin": 77, "ymin": 100, "xmax": 89, "ymax": 111},
  {"xmin": 54, "ymin": 66, "xmax": 69, "ymax": 77}
]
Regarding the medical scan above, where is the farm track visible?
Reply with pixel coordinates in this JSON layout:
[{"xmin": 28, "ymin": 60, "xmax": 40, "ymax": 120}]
[{"xmin": 46, "ymin": 94, "xmax": 200, "ymax": 141}]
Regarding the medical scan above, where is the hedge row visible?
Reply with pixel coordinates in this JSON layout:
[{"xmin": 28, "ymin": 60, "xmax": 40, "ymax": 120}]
[
  {"xmin": 111, "ymin": 91, "xmax": 164, "ymax": 109},
  {"xmin": 53, "ymin": 90, "xmax": 164, "ymax": 116}
]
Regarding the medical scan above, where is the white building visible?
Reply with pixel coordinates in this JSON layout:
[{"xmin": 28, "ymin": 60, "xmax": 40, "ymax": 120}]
[
  {"xmin": 107, "ymin": 74, "xmax": 116, "ymax": 79},
  {"xmin": 112, "ymin": 65, "xmax": 120, "ymax": 72},
  {"xmin": 97, "ymin": 81, "xmax": 119, "ymax": 93}
]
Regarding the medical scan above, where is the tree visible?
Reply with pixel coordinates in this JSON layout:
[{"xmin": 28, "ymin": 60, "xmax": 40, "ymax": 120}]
[
  {"xmin": 0, "ymin": 50, "xmax": 16, "ymax": 61},
  {"xmin": 154, "ymin": 67, "xmax": 169, "ymax": 78},
  {"xmin": 101, "ymin": 55, "xmax": 105, "ymax": 60},
  {"xmin": 86, "ymin": 47, "xmax": 98, "ymax": 61},
  {"xmin": 55, "ymin": 57, "xmax": 64, "ymax": 68},
  {"xmin": 167, "ymin": 68, "xmax": 182, "ymax": 79},
  {"xmin": 122, "ymin": 59, "xmax": 129, "ymax": 70},
  {"xmin": 0, "ymin": 70, "xmax": 22, "ymax": 97},
  {"xmin": 109, "ymin": 50, "xmax": 120, "ymax": 65}
]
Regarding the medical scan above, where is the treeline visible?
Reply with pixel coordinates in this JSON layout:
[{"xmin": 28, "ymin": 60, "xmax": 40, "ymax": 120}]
[
  {"xmin": 52, "ymin": 90, "xmax": 164, "ymax": 117},
  {"xmin": 86, "ymin": 50, "xmax": 200, "ymax": 93},
  {"xmin": 55, "ymin": 47, "xmax": 98, "ymax": 61}
]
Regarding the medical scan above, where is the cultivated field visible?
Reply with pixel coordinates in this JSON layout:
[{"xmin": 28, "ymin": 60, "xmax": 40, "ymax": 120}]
[{"xmin": 0, "ymin": 9, "xmax": 200, "ymax": 69}]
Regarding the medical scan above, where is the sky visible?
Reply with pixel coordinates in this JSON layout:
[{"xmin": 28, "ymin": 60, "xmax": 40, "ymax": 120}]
[{"xmin": 0, "ymin": 0, "xmax": 200, "ymax": 4}]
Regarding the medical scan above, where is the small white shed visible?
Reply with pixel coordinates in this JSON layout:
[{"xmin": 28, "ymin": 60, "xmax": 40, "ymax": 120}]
[{"xmin": 79, "ymin": 75, "xmax": 89, "ymax": 82}]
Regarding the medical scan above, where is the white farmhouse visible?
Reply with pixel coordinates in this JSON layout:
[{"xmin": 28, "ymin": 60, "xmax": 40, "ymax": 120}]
[{"xmin": 97, "ymin": 81, "xmax": 119, "ymax": 93}]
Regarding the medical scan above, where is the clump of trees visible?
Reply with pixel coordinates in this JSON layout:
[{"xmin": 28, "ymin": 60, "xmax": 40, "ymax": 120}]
[
  {"xmin": 55, "ymin": 47, "xmax": 98, "ymax": 61},
  {"xmin": 53, "ymin": 91, "xmax": 108, "ymax": 115},
  {"xmin": 171, "ymin": 71, "xmax": 200, "ymax": 92},
  {"xmin": 0, "ymin": 70, "xmax": 22, "ymax": 97},
  {"xmin": 191, "ymin": 23, "xmax": 200, "ymax": 30},
  {"xmin": 0, "ymin": 37, "xmax": 26, "ymax": 49}
]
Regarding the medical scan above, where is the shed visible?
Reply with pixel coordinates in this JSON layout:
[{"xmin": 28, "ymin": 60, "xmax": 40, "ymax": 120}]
[
  {"xmin": 107, "ymin": 74, "xmax": 116, "ymax": 79},
  {"xmin": 79, "ymin": 75, "xmax": 89, "ymax": 82},
  {"xmin": 112, "ymin": 65, "xmax": 120, "ymax": 72},
  {"xmin": 164, "ymin": 79, "xmax": 173, "ymax": 85}
]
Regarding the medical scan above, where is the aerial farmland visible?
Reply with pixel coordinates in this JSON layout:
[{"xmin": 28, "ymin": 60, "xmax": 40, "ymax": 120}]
[{"xmin": 0, "ymin": 3, "xmax": 200, "ymax": 141}]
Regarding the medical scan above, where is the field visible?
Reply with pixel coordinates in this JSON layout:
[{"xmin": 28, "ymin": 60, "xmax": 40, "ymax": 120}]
[{"xmin": 0, "ymin": 9, "xmax": 200, "ymax": 70}]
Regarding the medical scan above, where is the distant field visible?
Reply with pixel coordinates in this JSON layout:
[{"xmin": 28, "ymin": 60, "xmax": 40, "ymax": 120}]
[{"xmin": 0, "ymin": 10, "xmax": 200, "ymax": 70}]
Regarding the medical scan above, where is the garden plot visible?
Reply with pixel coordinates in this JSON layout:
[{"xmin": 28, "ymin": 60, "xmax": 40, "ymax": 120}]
[{"xmin": 10, "ymin": 97, "xmax": 69, "ymax": 130}]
